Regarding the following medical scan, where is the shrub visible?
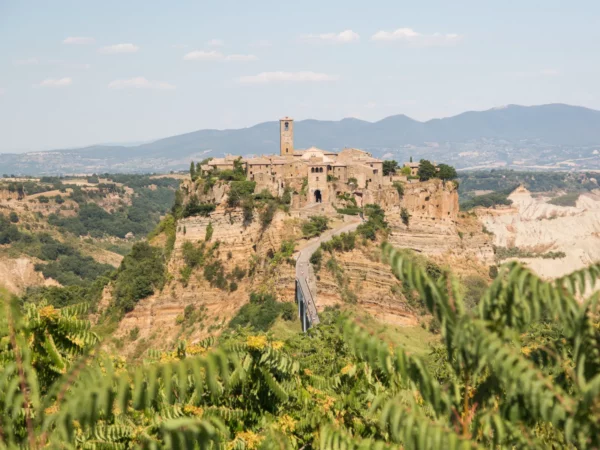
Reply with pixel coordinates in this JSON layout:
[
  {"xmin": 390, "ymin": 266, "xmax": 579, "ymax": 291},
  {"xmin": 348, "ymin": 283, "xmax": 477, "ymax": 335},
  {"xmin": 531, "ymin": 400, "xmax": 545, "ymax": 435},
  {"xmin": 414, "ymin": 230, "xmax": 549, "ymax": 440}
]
[
  {"xmin": 301, "ymin": 216, "xmax": 329, "ymax": 238},
  {"xmin": 227, "ymin": 181, "xmax": 256, "ymax": 207},
  {"xmin": 113, "ymin": 242, "xmax": 166, "ymax": 313},
  {"xmin": 205, "ymin": 221, "xmax": 214, "ymax": 241},
  {"xmin": 182, "ymin": 195, "xmax": 215, "ymax": 218},
  {"xmin": 400, "ymin": 207, "xmax": 411, "ymax": 227},
  {"xmin": 38, "ymin": 195, "xmax": 50, "ymax": 203},
  {"xmin": 259, "ymin": 201, "xmax": 277, "ymax": 229},
  {"xmin": 8, "ymin": 211, "xmax": 18, "ymax": 223},
  {"xmin": 393, "ymin": 181, "xmax": 404, "ymax": 198}
]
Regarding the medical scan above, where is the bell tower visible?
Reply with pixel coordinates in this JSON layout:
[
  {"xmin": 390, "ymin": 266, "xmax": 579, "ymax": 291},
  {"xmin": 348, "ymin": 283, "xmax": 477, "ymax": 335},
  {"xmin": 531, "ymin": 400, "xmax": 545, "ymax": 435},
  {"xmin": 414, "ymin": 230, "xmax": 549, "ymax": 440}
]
[{"xmin": 280, "ymin": 117, "xmax": 294, "ymax": 157}]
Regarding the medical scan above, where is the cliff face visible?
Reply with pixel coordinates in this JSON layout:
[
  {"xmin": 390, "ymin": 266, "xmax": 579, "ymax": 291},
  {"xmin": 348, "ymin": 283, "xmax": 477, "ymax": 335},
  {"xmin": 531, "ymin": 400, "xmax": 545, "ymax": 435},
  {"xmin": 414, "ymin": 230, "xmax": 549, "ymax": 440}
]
[
  {"xmin": 111, "ymin": 177, "xmax": 493, "ymax": 358},
  {"xmin": 113, "ymin": 208, "xmax": 301, "ymax": 358}
]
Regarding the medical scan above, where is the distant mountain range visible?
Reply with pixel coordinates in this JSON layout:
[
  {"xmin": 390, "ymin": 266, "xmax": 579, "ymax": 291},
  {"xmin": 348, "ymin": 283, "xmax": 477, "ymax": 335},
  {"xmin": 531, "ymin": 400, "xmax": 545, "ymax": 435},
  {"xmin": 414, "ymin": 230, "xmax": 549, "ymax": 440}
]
[{"xmin": 2, "ymin": 104, "xmax": 600, "ymax": 175}]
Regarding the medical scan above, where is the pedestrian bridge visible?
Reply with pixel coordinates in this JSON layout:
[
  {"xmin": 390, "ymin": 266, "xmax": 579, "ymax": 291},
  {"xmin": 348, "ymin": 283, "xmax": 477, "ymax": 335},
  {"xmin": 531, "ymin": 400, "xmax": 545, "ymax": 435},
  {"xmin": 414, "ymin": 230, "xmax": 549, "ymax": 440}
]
[{"xmin": 296, "ymin": 275, "xmax": 320, "ymax": 332}]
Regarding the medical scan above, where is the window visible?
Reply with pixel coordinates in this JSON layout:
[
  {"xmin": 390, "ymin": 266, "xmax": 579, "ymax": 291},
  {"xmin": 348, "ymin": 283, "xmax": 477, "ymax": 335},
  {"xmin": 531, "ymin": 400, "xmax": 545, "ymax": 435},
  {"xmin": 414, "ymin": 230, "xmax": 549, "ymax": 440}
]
[
  {"xmin": 284, "ymin": 121, "xmax": 289, "ymax": 131},
  {"xmin": 373, "ymin": 169, "xmax": 378, "ymax": 174}
]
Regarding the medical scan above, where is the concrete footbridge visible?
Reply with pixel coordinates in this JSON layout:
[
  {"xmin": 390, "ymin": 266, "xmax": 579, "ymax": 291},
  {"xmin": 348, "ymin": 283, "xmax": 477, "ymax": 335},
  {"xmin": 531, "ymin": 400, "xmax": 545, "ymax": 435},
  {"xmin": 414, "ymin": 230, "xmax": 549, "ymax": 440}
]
[{"xmin": 295, "ymin": 220, "xmax": 362, "ymax": 332}]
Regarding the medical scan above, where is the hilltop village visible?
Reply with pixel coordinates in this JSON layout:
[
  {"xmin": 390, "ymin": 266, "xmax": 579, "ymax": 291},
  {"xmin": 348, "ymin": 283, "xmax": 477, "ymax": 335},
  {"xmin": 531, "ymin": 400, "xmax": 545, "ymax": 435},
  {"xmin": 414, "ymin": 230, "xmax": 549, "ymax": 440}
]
[{"xmin": 197, "ymin": 117, "xmax": 442, "ymax": 213}]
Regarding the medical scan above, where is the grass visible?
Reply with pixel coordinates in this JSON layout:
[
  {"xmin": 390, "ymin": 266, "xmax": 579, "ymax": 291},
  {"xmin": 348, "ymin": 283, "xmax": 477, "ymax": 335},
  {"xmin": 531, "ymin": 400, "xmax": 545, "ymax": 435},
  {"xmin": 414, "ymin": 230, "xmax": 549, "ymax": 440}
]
[
  {"xmin": 269, "ymin": 316, "xmax": 303, "ymax": 340},
  {"xmin": 353, "ymin": 311, "xmax": 438, "ymax": 358}
]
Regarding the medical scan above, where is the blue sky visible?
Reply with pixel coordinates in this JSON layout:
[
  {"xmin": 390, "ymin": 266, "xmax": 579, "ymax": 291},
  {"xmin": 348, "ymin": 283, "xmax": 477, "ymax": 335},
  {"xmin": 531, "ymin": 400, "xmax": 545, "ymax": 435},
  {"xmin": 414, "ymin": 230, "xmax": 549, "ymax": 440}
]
[{"xmin": 1, "ymin": 0, "xmax": 599, "ymax": 152}]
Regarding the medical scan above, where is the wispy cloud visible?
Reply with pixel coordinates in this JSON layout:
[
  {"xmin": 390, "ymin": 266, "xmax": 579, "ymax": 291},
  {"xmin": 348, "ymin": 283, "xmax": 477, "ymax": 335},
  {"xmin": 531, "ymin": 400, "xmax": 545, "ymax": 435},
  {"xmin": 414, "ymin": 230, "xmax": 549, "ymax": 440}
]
[
  {"xmin": 35, "ymin": 78, "xmax": 73, "ymax": 88},
  {"xmin": 14, "ymin": 57, "xmax": 38, "ymax": 66},
  {"xmin": 238, "ymin": 71, "xmax": 339, "ymax": 84},
  {"xmin": 226, "ymin": 54, "xmax": 258, "ymax": 62},
  {"xmin": 183, "ymin": 50, "xmax": 224, "ymax": 61},
  {"xmin": 301, "ymin": 30, "xmax": 360, "ymax": 43},
  {"xmin": 183, "ymin": 50, "xmax": 257, "ymax": 61},
  {"xmin": 371, "ymin": 28, "xmax": 461, "ymax": 46},
  {"xmin": 207, "ymin": 39, "xmax": 225, "ymax": 47},
  {"xmin": 108, "ymin": 77, "xmax": 175, "ymax": 90},
  {"xmin": 63, "ymin": 36, "xmax": 95, "ymax": 45},
  {"xmin": 99, "ymin": 43, "xmax": 140, "ymax": 54}
]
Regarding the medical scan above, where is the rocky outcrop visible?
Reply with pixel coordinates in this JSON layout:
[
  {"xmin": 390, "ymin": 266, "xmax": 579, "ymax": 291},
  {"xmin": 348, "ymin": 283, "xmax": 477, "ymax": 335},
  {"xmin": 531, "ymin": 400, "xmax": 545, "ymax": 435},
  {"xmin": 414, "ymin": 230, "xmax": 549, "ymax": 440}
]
[{"xmin": 479, "ymin": 187, "xmax": 600, "ymax": 278}]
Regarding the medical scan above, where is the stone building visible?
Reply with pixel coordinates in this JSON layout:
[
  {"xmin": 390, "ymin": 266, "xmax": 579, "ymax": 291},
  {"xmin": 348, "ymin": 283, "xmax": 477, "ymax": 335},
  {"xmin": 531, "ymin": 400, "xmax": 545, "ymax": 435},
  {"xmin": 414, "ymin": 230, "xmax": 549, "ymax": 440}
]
[{"xmin": 244, "ymin": 117, "xmax": 385, "ymax": 204}]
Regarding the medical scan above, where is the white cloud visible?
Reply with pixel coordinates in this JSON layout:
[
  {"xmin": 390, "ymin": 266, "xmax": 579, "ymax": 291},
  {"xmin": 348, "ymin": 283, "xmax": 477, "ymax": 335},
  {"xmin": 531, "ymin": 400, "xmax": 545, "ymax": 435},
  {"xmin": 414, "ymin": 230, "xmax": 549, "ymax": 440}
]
[
  {"xmin": 226, "ymin": 54, "xmax": 258, "ymax": 62},
  {"xmin": 302, "ymin": 30, "xmax": 360, "ymax": 43},
  {"xmin": 183, "ymin": 50, "xmax": 224, "ymax": 61},
  {"xmin": 15, "ymin": 57, "xmax": 38, "ymax": 66},
  {"xmin": 99, "ymin": 43, "xmax": 140, "ymax": 54},
  {"xmin": 371, "ymin": 28, "xmax": 461, "ymax": 46},
  {"xmin": 207, "ymin": 39, "xmax": 225, "ymax": 47},
  {"xmin": 183, "ymin": 50, "xmax": 257, "ymax": 62},
  {"xmin": 63, "ymin": 36, "xmax": 95, "ymax": 45},
  {"xmin": 35, "ymin": 78, "xmax": 73, "ymax": 88},
  {"xmin": 238, "ymin": 71, "xmax": 339, "ymax": 84},
  {"xmin": 108, "ymin": 77, "xmax": 175, "ymax": 90}
]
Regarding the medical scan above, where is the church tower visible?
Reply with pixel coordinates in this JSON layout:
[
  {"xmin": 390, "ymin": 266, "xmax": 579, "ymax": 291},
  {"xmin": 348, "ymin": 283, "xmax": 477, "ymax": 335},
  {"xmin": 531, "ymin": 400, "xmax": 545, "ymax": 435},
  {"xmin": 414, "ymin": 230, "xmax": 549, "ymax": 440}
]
[{"xmin": 280, "ymin": 117, "xmax": 294, "ymax": 157}]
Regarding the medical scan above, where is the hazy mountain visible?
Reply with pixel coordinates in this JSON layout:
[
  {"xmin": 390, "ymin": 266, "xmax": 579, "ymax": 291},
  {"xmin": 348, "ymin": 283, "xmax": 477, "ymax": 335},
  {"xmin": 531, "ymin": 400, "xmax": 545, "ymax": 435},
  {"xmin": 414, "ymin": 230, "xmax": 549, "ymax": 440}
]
[{"xmin": 2, "ymin": 104, "xmax": 600, "ymax": 175}]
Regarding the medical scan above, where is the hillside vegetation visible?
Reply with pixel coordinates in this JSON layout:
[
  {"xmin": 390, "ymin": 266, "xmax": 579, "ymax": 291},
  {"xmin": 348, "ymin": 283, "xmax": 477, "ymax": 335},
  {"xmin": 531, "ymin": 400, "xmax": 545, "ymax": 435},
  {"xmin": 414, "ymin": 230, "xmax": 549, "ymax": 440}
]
[{"xmin": 2, "ymin": 242, "xmax": 600, "ymax": 448}]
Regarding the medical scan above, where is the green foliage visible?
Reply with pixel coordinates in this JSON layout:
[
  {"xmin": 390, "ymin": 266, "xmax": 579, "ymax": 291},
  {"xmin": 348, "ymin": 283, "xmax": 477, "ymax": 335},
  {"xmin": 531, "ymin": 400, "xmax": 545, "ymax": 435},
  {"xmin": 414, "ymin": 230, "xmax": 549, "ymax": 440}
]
[
  {"xmin": 113, "ymin": 242, "xmax": 166, "ymax": 312},
  {"xmin": 309, "ymin": 247, "xmax": 323, "ymax": 271},
  {"xmin": 182, "ymin": 195, "xmax": 216, "ymax": 218},
  {"xmin": 147, "ymin": 214, "xmax": 177, "ymax": 259},
  {"xmin": 190, "ymin": 161, "xmax": 196, "ymax": 180},
  {"xmin": 37, "ymin": 195, "xmax": 50, "ymax": 204},
  {"xmin": 437, "ymin": 163, "xmax": 458, "ymax": 180},
  {"xmin": 227, "ymin": 181, "xmax": 256, "ymax": 207},
  {"xmin": 383, "ymin": 160, "xmax": 399, "ymax": 176},
  {"xmin": 259, "ymin": 201, "xmax": 277, "ymax": 229},
  {"xmin": 9, "ymin": 211, "xmax": 18, "ymax": 223},
  {"xmin": 205, "ymin": 221, "xmax": 214, "ymax": 242},
  {"xmin": 357, "ymin": 204, "xmax": 388, "ymax": 240},
  {"xmin": 229, "ymin": 292, "xmax": 292, "ymax": 331},
  {"xmin": 548, "ymin": 192, "xmax": 581, "ymax": 207},
  {"xmin": 417, "ymin": 159, "xmax": 437, "ymax": 181},
  {"xmin": 301, "ymin": 215, "xmax": 329, "ymax": 238},
  {"xmin": 400, "ymin": 207, "xmax": 410, "ymax": 227},
  {"xmin": 460, "ymin": 188, "xmax": 514, "ymax": 210},
  {"xmin": 494, "ymin": 245, "xmax": 566, "ymax": 262},
  {"xmin": 393, "ymin": 181, "xmax": 404, "ymax": 198},
  {"xmin": 34, "ymin": 253, "xmax": 112, "ymax": 287},
  {"xmin": 48, "ymin": 182, "xmax": 176, "ymax": 239},
  {"xmin": 400, "ymin": 165, "xmax": 412, "ymax": 176}
]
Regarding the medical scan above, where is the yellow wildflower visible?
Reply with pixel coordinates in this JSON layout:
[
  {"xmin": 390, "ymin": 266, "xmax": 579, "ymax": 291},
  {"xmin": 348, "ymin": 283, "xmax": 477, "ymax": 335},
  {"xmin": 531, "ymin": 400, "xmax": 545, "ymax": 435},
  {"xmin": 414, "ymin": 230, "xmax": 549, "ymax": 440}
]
[
  {"xmin": 186, "ymin": 344, "xmax": 207, "ymax": 356},
  {"xmin": 521, "ymin": 346, "xmax": 532, "ymax": 356},
  {"xmin": 235, "ymin": 431, "xmax": 263, "ymax": 449},
  {"xmin": 271, "ymin": 340, "xmax": 284, "ymax": 350},
  {"xmin": 44, "ymin": 404, "xmax": 59, "ymax": 415},
  {"xmin": 340, "ymin": 364, "xmax": 355, "ymax": 376},
  {"xmin": 39, "ymin": 305, "xmax": 59, "ymax": 320},
  {"xmin": 183, "ymin": 405, "xmax": 204, "ymax": 417},
  {"xmin": 277, "ymin": 414, "xmax": 296, "ymax": 433},
  {"xmin": 246, "ymin": 335, "xmax": 268, "ymax": 350},
  {"xmin": 304, "ymin": 368, "xmax": 313, "ymax": 376}
]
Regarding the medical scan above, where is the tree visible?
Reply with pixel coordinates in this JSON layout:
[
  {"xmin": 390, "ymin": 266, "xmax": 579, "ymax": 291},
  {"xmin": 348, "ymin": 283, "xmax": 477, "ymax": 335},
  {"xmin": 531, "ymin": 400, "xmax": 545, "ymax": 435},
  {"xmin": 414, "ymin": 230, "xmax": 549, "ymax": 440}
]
[
  {"xmin": 437, "ymin": 163, "xmax": 458, "ymax": 180},
  {"xmin": 9, "ymin": 211, "xmax": 18, "ymax": 223},
  {"xmin": 383, "ymin": 160, "xmax": 399, "ymax": 176},
  {"xmin": 190, "ymin": 161, "xmax": 196, "ymax": 180},
  {"xmin": 400, "ymin": 166, "xmax": 412, "ymax": 176},
  {"xmin": 417, "ymin": 159, "xmax": 436, "ymax": 181},
  {"xmin": 400, "ymin": 207, "xmax": 411, "ymax": 227}
]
